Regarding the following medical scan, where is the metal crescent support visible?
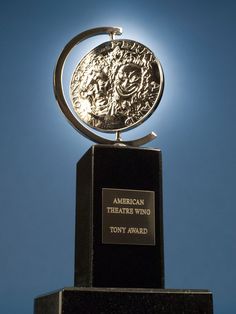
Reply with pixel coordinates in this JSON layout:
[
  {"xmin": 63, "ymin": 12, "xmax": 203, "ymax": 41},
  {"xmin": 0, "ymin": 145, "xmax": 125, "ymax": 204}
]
[{"xmin": 53, "ymin": 26, "xmax": 157, "ymax": 146}]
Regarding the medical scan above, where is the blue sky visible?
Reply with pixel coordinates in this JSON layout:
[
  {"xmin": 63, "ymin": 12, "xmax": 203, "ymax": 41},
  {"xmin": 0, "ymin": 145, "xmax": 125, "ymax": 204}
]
[{"xmin": 0, "ymin": 0, "xmax": 235, "ymax": 313}]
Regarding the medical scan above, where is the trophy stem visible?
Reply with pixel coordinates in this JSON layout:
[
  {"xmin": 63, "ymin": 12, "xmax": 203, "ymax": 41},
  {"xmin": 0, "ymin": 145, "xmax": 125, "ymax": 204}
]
[
  {"xmin": 109, "ymin": 32, "xmax": 114, "ymax": 40},
  {"xmin": 115, "ymin": 131, "xmax": 122, "ymax": 142}
]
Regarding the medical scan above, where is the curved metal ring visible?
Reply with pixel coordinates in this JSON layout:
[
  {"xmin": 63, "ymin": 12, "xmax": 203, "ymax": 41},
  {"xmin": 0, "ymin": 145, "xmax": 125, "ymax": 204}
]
[{"xmin": 53, "ymin": 26, "xmax": 157, "ymax": 146}]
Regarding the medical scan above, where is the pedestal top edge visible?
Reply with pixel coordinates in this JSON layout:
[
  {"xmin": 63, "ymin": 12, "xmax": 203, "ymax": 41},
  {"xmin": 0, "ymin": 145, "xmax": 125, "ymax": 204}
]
[
  {"xmin": 35, "ymin": 287, "xmax": 213, "ymax": 299},
  {"xmin": 90, "ymin": 144, "xmax": 161, "ymax": 152}
]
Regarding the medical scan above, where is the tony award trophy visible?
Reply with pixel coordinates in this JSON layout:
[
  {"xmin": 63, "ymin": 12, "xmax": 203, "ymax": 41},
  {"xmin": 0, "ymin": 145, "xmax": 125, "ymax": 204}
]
[{"xmin": 34, "ymin": 27, "xmax": 213, "ymax": 313}]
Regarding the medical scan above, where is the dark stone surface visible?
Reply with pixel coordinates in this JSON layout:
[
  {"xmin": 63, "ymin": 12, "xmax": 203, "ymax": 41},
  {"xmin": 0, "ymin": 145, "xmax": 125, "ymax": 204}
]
[
  {"xmin": 34, "ymin": 287, "xmax": 213, "ymax": 314},
  {"xmin": 74, "ymin": 145, "xmax": 164, "ymax": 288},
  {"xmin": 34, "ymin": 145, "xmax": 214, "ymax": 313}
]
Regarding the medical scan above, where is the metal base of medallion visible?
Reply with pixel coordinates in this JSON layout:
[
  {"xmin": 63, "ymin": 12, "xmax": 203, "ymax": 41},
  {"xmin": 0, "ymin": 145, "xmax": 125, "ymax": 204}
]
[{"xmin": 34, "ymin": 287, "xmax": 213, "ymax": 314}]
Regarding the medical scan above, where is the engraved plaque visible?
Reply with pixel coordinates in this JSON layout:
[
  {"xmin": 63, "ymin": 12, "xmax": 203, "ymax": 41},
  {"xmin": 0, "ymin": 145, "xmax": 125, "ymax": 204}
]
[{"xmin": 102, "ymin": 188, "xmax": 155, "ymax": 245}]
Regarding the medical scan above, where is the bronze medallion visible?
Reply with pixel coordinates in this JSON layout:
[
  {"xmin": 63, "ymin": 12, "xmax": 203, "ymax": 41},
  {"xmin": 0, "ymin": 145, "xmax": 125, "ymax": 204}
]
[{"xmin": 70, "ymin": 40, "xmax": 164, "ymax": 132}]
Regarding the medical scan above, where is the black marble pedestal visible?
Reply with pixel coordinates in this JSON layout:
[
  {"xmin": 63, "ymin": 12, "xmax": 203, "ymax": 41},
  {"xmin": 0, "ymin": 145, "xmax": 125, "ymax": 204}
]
[
  {"xmin": 34, "ymin": 287, "xmax": 213, "ymax": 314},
  {"xmin": 75, "ymin": 145, "xmax": 164, "ymax": 288},
  {"xmin": 34, "ymin": 144, "xmax": 214, "ymax": 313}
]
